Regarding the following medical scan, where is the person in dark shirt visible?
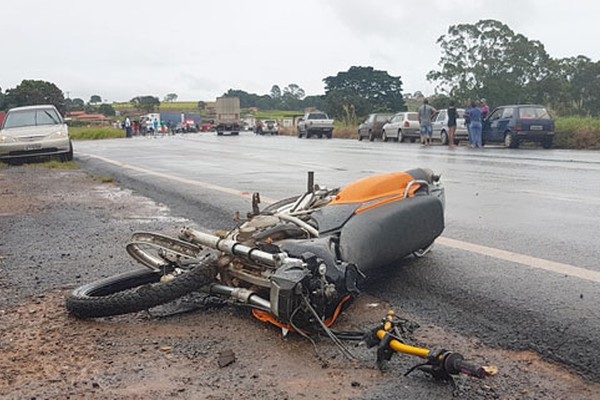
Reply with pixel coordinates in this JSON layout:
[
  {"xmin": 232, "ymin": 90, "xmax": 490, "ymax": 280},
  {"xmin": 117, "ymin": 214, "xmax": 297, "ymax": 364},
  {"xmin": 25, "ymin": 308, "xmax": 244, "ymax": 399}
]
[{"xmin": 447, "ymin": 100, "xmax": 458, "ymax": 148}]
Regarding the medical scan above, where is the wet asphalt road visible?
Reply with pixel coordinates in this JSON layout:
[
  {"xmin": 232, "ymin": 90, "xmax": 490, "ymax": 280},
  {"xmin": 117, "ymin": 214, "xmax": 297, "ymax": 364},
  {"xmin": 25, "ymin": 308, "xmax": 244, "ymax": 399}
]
[{"xmin": 74, "ymin": 132, "xmax": 600, "ymax": 380}]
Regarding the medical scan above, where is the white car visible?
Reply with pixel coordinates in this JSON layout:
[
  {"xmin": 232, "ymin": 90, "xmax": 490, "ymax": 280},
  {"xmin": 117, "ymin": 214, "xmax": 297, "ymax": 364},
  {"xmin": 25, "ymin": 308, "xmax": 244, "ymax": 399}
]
[
  {"xmin": 381, "ymin": 112, "xmax": 420, "ymax": 142},
  {"xmin": 257, "ymin": 119, "xmax": 279, "ymax": 135},
  {"xmin": 0, "ymin": 105, "xmax": 73, "ymax": 162}
]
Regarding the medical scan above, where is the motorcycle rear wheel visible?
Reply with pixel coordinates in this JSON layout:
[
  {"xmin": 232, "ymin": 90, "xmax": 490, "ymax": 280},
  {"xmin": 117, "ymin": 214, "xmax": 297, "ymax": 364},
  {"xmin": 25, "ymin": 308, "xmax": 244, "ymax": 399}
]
[{"xmin": 66, "ymin": 255, "xmax": 216, "ymax": 319}]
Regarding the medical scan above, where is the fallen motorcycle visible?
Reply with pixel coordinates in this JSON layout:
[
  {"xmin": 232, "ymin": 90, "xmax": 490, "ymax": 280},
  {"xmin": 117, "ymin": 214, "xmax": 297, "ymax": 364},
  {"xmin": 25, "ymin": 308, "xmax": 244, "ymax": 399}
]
[
  {"xmin": 67, "ymin": 168, "xmax": 445, "ymax": 328},
  {"xmin": 66, "ymin": 168, "xmax": 494, "ymax": 380}
]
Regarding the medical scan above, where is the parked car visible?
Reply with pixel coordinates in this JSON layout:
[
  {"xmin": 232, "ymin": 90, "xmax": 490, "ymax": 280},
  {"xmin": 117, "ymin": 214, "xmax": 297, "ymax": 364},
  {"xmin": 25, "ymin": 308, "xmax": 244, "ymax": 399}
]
[
  {"xmin": 297, "ymin": 111, "xmax": 334, "ymax": 138},
  {"xmin": 431, "ymin": 108, "xmax": 468, "ymax": 145},
  {"xmin": 0, "ymin": 104, "xmax": 73, "ymax": 162},
  {"xmin": 259, "ymin": 119, "xmax": 279, "ymax": 135},
  {"xmin": 381, "ymin": 112, "xmax": 420, "ymax": 142},
  {"xmin": 358, "ymin": 113, "xmax": 393, "ymax": 141},
  {"xmin": 482, "ymin": 105, "xmax": 555, "ymax": 148}
]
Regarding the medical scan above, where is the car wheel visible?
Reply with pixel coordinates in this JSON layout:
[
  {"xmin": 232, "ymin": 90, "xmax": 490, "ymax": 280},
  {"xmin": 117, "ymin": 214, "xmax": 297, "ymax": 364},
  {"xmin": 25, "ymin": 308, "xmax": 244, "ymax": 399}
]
[
  {"xmin": 441, "ymin": 130, "xmax": 449, "ymax": 145},
  {"xmin": 61, "ymin": 141, "xmax": 74, "ymax": 162},
  {"xmin": 541, "ymin": 138, "xmax": 553, "ymax": 149},
  {"xmin": 398, "ymin": 130, "xmax": 404, "ymax": 143},
  {"xmin": 358, "ymin": 133, "xmax": 363, "ymax": 141},
  {"xmin": 317, "ymin": 132, "xmax": 323, "ymax": 139},
  {"xmin": 410, "ymin": 138, "xmax": 416, "ymax": 143},
  {"xmin": 368, "ymin": 131, "xmax": 374, "ymax": 141},
  {"xmin": 326, "ymin": 131, "xmax": 332, "ymax": 139},
  {"xmin": 382, "ymin": 131, "xmax": 388, "ymax": 142},
  {"xmin": 504, "ymin": 131, "xmax": 519, "ymax": 148},
  {"xmin": 306, "ymin": 130, "xmax": 312, "ymax": 139}
]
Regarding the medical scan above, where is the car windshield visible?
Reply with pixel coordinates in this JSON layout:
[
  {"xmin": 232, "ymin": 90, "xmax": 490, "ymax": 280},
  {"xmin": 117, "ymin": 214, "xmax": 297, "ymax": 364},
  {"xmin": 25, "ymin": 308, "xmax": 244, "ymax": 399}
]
[
  {"xmin": 518, "ymin": 107, "xmax": 551, "ymax": 120},
  {"xmin": 4, "ymin": 109, "xmax": 62, "ymax": 129},
  {"xmin": 406, "ymin": 113, "xmax": 418, "ymax": 121},
  {"xmin": 308, "ymin": 113, "xmax": 327, "ymax": 120},
  {"xmin": 264, "ymin": 120, "xmax": 275, "ymax": 124}
]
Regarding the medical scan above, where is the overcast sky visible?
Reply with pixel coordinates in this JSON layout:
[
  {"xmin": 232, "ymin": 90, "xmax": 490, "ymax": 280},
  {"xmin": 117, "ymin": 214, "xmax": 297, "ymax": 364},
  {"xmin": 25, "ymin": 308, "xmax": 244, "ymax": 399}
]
[{"xmin": 2, "ymin": 0, "xmax": 598, "ymax": 103}]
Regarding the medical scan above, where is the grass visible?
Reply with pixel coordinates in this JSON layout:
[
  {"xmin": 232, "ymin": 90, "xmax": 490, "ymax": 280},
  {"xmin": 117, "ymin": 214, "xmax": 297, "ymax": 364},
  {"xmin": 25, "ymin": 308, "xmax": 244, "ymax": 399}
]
[
  {"xmin": 26, "ymin": 160, "xmax": 80, "ymax": 170},
  {"xmin": 70, "ymin": 126, "xmax": 125, "ymax": 140},
  {"xmin": 333, "ymin": 122, "xmax": 358, "ymax": 139},
  {"xmin": 89, "ymin": 174, "xmax": 115, "ymax": 183},
  {"xmin": 554, "ymin": 117, "xmax": 600, "ymax": 149}
]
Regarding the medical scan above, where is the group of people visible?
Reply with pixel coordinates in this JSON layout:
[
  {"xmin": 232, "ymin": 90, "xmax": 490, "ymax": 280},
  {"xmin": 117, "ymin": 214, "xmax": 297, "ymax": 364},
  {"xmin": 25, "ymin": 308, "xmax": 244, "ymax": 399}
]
[
  {"xmin": 122, "ymin": 117, "xmax": 166, "ymax": 138},
  {"xmin": 417, "ymin": 98, "xmax": 489, "ymax": 148}
]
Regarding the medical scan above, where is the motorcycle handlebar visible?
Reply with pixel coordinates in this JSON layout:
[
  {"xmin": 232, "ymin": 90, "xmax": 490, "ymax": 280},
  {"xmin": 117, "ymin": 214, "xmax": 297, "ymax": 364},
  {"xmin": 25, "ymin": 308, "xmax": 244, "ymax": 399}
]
[{"xmin": 444, "ymin": 352, "xmax": 486, "ymax": 379}]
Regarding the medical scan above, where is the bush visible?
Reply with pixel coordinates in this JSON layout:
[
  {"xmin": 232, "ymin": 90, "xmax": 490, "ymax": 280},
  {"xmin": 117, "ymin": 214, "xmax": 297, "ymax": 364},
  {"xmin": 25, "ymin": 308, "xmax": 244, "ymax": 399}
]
[
  {"xmin": 554, "ymin": 117, "xmax": 600, "ymax": 149},
  {"xmin": 333, "ymin": 122, "xmax": 358, "ymax": 139}
]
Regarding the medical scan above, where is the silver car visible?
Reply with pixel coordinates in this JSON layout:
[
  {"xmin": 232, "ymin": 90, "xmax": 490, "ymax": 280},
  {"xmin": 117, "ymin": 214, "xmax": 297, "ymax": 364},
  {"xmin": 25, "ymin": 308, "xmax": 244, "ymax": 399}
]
[
  {"xmin": 381, "ymin": 112, "xmax": 420, "ymax": 142},
  {"xmin": 0, "ymin": 105, "xmax": 73, "ymax": 162},
  {"xmin": 431, "ymin": 108, "xmax": 468, "ymax": 145}
]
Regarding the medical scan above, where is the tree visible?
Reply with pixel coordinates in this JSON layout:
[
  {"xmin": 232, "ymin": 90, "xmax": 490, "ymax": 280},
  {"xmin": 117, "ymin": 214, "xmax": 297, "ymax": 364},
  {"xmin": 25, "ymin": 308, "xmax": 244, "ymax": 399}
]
[
  {"xmin": 4, "ymin": 80, "xmax": 66, "ymax": 114},
  {"xmin": 98, "ymin": 103, "xmax": 116, "ymax": 117},
  {"xmin": 323, "ymin": 66, "xmax": 405, "ymax": 118},
  {"xmin": 89, "ymin": 95, "xmax": 102, "ymax": 104},
  {"xmin": 164, "ymin": 93, "xmax": 178, "ymax": 102},
  {"xmin": 65, "ymin": 98, "xmax": 85, "ymax": 112},
  {"xmin": 197, "ymin": 100, "xmax": 206, "ymax": 111},
  {"xmin": 323, "ymin": 88, "xmax": 371, "ymax": 122},
  {"xmin": 130, "ymin": 96, "xmax": 160, "ymax": 113},
  {"xmin": 427, "ymin": 19, "xmax": 551, "ymax": 106},
  {"xmin": 0, "ymin": 87, "xmax": 5, "ymax": 111},
  {"xmin": 270, "ymin": 85, "xmax": 281, "ymax": 99},
  {"xmin": 282, "ymin": 84, "xmax": 305, "ymax": 100}
]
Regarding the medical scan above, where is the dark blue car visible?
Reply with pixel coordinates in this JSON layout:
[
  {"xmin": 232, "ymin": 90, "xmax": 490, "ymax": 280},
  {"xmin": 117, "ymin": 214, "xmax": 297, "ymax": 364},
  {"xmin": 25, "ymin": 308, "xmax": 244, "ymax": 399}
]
[{"xmin": 482, "ymin": 105, "xmax": 555, "ymax": 148}]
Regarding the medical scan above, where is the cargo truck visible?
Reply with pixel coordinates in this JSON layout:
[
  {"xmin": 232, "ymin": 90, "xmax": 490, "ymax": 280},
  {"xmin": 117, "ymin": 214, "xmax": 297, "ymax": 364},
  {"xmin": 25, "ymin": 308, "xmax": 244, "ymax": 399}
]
[{"xmin": 215, "ymin": 97, "xmax": 240, "ymax": 135}]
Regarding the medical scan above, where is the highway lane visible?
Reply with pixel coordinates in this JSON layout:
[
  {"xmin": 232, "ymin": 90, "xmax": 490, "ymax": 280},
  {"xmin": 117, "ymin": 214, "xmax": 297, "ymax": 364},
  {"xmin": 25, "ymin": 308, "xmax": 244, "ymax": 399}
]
[{"xmin": 74, "ymin": 132, "xmax": 600, "ymax": 379}]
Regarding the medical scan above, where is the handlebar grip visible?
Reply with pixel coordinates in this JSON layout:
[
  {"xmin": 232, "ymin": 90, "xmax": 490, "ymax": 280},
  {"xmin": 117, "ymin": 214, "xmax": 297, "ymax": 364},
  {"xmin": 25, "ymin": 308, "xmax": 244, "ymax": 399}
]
[
  {"xmin": 453, "ymin": 358, "xmax": 486, "ymax": 379},
  {"xmin": 444, "ymin": 353, "xmax": 486, "ymax": 379}
]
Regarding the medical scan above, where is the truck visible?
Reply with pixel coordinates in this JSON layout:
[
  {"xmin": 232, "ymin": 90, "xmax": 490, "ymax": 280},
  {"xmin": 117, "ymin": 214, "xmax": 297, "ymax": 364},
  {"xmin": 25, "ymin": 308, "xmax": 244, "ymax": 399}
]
[
  {"xmin": 297, "ymin": 111, "xmax": 335, "ymax": 139},
  {"xmin": 215, "ymin": 97, "xmax": 241, "ymax": 135}
]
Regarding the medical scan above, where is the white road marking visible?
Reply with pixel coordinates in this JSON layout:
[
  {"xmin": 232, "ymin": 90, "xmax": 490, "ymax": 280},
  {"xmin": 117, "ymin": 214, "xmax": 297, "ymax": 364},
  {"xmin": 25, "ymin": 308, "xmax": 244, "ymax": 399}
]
[
  {"xmin": 78, "ymin": 152, "xmax": 279, "ymax": 203},
  {"xmin": 79, "ymin": 152, "xmax": 600, "ymax": 283},
  {"xmin": 437, "ymin": 237, "xmax": 600, "ymax": 284}
]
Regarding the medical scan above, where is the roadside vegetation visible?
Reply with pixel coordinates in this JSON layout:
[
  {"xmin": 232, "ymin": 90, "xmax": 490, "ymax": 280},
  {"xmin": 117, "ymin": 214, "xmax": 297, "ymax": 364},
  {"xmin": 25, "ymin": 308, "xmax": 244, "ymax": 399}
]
[
  {"xmin": 69, "ymin": 126, "xmax": 124, "ymax": 140},
  {"xmin": 554, "ymin": 117, "xmax": 600, "ymax": 149}
]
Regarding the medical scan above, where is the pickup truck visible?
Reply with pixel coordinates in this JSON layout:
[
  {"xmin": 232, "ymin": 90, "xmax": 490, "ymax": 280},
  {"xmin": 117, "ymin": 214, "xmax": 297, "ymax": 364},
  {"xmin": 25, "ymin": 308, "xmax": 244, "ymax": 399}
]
[{"xmin": 297, "ymin": 111, "xmax": 334, "ymax": 139}]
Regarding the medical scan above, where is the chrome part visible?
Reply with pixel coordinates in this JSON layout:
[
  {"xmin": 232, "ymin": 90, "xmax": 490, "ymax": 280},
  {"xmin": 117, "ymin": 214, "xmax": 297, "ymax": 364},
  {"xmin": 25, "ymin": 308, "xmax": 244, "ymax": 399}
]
[
  {"xmin": 404, "ymin": 180, "xmax": 430, "ymax": 197},
  {"xmin": 126, "ymin": 232, "xmax": 203, "ymax": 270},
  {"xmin": 209, "ymin": 283, "xmax": 271, "ymax": 309}
]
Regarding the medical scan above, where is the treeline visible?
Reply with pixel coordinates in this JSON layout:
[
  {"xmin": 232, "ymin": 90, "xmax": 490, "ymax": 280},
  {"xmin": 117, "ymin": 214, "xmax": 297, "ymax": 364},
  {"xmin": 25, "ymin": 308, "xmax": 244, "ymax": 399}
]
[{"xmin": 427, "ymin": 19, "xmax": 600, "ymax": 116}]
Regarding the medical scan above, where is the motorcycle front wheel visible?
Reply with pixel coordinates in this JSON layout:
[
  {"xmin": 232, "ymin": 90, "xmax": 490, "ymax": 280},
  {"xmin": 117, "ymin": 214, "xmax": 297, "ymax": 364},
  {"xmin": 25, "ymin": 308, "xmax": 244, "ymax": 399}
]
[{"xmin": 66, "ymin": 255, "xmax": 216, "ymax": 319}]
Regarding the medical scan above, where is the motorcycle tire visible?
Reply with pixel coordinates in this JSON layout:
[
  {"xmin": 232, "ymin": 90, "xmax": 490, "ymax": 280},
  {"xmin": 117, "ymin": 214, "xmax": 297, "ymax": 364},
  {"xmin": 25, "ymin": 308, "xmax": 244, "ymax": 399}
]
[{"xmin": 66, "ymin": 255, "xmax": 216, "ymax": 319}]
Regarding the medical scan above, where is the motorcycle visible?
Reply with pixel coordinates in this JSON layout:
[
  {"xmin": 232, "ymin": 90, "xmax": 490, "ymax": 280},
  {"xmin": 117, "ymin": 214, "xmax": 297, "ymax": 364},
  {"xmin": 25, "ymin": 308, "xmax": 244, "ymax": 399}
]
[{"xmin": 67, "ymin": 168, "xmax": 445, "ymax": 329}]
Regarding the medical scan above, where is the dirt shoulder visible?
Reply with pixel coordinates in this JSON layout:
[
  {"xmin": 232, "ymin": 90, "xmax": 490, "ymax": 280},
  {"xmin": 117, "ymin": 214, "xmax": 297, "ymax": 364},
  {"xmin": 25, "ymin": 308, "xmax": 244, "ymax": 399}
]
[{"xmin": 0, "ymin": 164, "xmax": 598, "ymax": 399}]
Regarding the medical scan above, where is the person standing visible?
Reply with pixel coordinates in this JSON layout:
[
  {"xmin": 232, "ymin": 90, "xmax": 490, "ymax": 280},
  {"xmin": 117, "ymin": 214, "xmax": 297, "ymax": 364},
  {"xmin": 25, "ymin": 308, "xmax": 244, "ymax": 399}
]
[
  {"xmin": 480, "ymin": 98, "xmax": 490, "ymax": 120},
  {"xmin": 467, "ymin": 101, "xmax": 483, "ymax": 148},
  {"xmin": 447, "ymin": 100, "xmax": 458, "ymax": 148},
  {"xmin": 124, "ymin": 117, "xmax": 132, "ymax": 138},
  {"xmin": 418, "ymin": 99, "xmax": 437, "ymax": 145}
]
